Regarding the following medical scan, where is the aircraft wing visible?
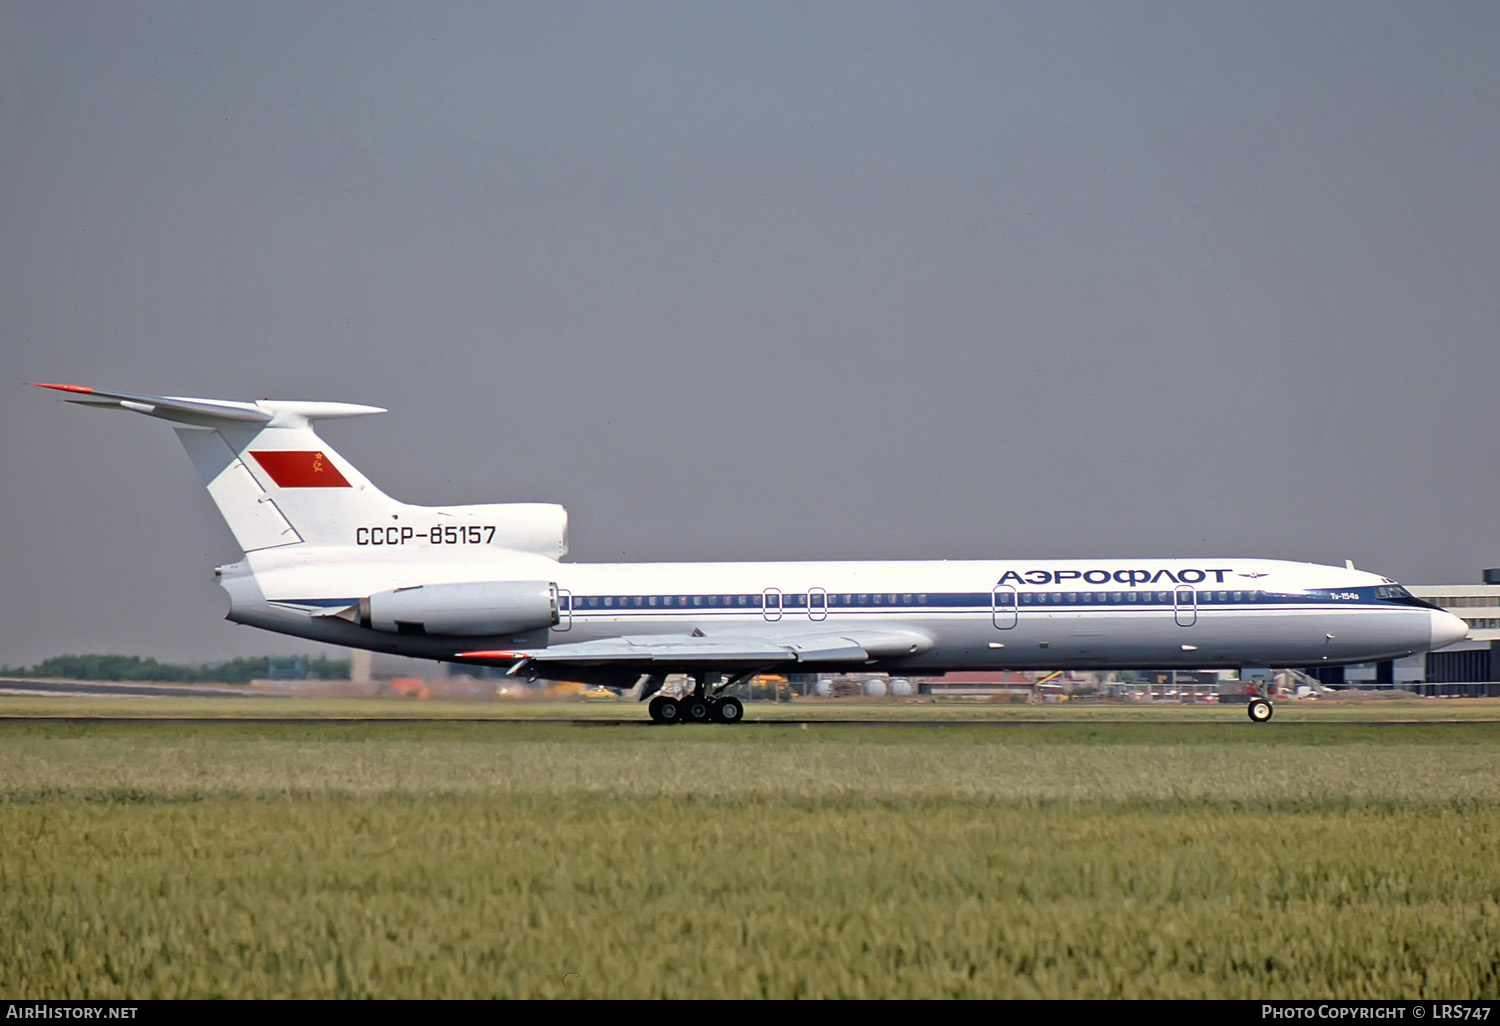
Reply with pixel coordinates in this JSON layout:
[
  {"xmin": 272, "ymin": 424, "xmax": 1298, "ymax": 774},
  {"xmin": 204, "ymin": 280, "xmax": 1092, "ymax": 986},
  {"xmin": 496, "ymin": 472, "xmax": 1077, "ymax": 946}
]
[{"xmin": 458, "ymin": 625, "xmax": 934, "ymax": 671}]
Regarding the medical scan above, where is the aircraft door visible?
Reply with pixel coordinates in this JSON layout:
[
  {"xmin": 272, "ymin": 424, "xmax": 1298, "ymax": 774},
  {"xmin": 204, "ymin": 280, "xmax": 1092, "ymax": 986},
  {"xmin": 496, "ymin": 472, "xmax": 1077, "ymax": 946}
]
[
  {"xmin": 992, "ymin": 584, "xmax": 1018, "ymax": 629},
  {"xmin": 808, "ymin": 587, "xmax": 828, "ymax": 621},
  {"xmin": 554, "ymin": 588, "xmax": 572, "ymax": 632},
  {"xmin": 763, "ymin": 588, "xmax": 783, "ymax": 622},
  {"xmin": 1174, "ymin": 585, "xmax": 1197, "ymax": 627}
]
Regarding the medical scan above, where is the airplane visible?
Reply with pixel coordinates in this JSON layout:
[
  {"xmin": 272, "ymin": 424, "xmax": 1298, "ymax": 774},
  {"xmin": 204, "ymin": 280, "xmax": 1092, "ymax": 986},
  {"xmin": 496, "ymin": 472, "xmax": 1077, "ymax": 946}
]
[{"xmin": 34, "ymin": 382, "xmax": 1470, "ymax": 724}]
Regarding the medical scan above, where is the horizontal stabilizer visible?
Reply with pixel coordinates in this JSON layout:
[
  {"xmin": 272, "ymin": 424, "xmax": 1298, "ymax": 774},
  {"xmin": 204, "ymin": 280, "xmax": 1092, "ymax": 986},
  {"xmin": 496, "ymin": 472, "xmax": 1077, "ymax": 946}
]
[
  {"xmin": 32, "ymin": 382, "xmax": 386, "ymax": 427},
  {"xmin": 34, "ymin": 383, "xmax": 272, "ymax": 424}
]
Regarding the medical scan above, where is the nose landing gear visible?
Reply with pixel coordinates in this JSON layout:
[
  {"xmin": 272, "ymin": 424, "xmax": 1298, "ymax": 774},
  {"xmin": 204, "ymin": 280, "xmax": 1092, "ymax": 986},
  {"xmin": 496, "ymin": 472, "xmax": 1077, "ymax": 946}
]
[{"xmin": 1242, "ymin": 667, "xmax": 1274, "ymax": 723}]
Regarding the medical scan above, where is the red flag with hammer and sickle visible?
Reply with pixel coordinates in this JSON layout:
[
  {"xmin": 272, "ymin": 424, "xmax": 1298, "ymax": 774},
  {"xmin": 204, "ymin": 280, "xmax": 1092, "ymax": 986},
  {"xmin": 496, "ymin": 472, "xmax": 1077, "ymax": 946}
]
[{"xmin": 249, "ymin": 451, "xmax": 352, "ymax": 488}]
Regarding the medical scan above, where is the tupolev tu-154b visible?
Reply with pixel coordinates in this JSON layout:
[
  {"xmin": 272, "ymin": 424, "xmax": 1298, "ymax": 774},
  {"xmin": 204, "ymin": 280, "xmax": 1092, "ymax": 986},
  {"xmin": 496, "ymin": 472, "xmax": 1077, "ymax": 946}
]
[{"xmin": 35, "ymin": 383, "xmax": 1468, "ymax": 724}]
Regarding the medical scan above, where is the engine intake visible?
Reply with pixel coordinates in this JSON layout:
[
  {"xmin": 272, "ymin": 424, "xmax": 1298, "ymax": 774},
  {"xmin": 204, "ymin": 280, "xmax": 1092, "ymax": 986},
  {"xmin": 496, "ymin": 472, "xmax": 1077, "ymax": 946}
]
[{"xmin": 361, "ymin": 580, "xmax": 558, "ymax": 636}]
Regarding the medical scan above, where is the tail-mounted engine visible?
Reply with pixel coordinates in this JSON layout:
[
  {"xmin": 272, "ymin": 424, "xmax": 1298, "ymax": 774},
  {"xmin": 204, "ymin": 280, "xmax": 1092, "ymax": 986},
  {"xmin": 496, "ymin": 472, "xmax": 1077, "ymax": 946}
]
[{"xmin": 359, "ymin": 580, "xmax": 559, "ymax": 636}]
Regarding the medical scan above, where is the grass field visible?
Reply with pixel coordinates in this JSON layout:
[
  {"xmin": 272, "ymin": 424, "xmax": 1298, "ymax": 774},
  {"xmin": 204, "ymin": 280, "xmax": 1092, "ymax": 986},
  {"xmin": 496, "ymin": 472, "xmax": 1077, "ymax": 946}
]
[{"xmin": 2, "ymin": 698, "xmax": 1499, "ymax": 998}]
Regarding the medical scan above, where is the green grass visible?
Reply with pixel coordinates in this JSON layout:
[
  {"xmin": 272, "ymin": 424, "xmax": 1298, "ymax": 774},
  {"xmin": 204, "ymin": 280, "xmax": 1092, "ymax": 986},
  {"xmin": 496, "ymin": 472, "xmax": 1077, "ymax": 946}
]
[{"xmin": 3, "ymin": 717, "xmax": 1499, "ymax": 998}]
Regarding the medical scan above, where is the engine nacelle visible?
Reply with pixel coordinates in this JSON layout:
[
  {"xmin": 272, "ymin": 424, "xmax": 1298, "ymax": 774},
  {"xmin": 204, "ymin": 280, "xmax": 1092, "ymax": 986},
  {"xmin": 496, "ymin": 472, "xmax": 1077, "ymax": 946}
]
[{"xmin": 361, "ymin": 580, "xmax": 558, "ymax": 636}]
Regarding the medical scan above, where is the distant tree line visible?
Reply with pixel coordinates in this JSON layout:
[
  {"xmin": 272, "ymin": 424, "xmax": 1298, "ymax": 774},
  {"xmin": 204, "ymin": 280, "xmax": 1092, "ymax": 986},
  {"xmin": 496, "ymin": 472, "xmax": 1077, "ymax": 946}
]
[{"xmin": 0, "ymin": 654, "xmax": 351, "ymax": 684}]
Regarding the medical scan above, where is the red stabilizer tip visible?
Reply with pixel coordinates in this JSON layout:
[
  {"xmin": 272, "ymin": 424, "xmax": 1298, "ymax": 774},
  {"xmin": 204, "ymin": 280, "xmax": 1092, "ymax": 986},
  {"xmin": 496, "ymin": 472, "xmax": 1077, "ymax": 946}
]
[{"xmin": 31, "ymin": 382, "xmax": 95, "ymax": 394}]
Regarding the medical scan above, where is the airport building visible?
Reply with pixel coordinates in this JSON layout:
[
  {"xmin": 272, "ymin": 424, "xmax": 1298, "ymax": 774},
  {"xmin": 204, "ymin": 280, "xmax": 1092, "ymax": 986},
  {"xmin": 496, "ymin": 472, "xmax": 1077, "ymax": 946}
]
[{"xmin": 1309, "ymin": 570, "xmax": 1500, "ymax": 693}]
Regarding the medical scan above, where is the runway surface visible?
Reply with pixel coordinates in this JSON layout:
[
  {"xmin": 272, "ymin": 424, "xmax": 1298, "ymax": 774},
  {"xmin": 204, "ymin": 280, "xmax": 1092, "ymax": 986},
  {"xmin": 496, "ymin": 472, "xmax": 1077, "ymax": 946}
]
[
  {"xmin": 4, "ymin": 677, "xmax": 1494, "ymax": 726},
  {"xmin": 0, "ymin": 677, "xmax": 274, "ymax": 699},
  {"xmin": 0, "ymin": 714, "xmax": 1491, "ymax": 728}
]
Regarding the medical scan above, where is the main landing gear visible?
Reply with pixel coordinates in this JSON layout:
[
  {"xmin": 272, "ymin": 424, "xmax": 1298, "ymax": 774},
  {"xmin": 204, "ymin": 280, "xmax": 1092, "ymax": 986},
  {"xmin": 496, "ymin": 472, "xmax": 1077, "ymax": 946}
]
[
  {"xmin": 645, "ymin": 672, "xmax": 748, "ymax": 725},
  {"xmin": 649, "ymin": 694, "xmax": 743, "ymax": 724}
]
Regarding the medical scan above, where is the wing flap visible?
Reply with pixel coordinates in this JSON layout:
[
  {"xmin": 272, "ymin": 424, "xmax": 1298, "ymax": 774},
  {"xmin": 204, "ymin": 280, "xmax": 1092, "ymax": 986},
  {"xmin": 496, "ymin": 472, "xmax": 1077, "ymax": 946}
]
[
  {"xmin": 461, "ymin": 635, "xmax": 795, "ymax": 666},
  {"xmin": 458, "ymin": 626, "xmax": 933, "ymax": 667},
  {"xmin": 784, "ymin": 638, "xmax": 868, "ymax": 660}
]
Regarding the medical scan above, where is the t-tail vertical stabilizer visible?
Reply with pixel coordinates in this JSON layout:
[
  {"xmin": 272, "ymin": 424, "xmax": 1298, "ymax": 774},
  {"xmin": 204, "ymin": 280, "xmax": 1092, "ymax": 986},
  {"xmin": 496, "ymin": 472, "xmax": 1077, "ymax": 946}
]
[{"xmin": 32, "ymin": 383, "xmax": 568, "ymax": 559}]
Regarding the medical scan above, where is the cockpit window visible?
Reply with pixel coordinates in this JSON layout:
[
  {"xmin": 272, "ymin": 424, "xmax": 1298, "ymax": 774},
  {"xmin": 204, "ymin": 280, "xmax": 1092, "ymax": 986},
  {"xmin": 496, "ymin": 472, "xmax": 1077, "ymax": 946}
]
[{"xmin": 1375, "ymin": 585, "xmax": 1443, "ymax": 610}]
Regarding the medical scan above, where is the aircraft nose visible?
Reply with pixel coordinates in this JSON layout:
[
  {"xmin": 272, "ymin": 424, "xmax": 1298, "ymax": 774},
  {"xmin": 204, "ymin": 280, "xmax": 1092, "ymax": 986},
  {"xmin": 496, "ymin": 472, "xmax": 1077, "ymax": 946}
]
[{"xmin": 1430, "ymin": 609, "xmax": 1469, "ymax": 650}]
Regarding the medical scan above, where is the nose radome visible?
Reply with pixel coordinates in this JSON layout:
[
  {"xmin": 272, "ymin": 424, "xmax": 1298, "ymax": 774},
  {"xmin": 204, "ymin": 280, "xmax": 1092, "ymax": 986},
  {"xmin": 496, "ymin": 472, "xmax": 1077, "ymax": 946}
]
[{"xmin": 1430, "ymin": 609, "xmax": 1470, "ymax": 650}]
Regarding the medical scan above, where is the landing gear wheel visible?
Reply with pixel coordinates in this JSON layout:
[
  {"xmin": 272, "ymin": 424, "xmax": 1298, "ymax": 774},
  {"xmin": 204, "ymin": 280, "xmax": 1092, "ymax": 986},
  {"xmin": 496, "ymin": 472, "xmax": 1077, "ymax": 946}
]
[
  {"xmin": 649, "ymin": 696, "xmax": 681, "ymax": 724},
  {"xmin": 1247, "ymin": 698, "xmax": 1274, "ymax": 723},
  {"xmin": 682, "ymin": 696, "xmax": 713, "ymax": 723},
  {"xmin": 713, "ymin": 696, "xmax": 744, "ymax": 724}
]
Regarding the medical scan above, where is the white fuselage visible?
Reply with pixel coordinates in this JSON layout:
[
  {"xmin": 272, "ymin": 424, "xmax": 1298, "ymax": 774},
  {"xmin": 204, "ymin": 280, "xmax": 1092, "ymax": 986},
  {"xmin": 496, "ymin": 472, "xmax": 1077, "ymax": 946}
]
[{"xmin": 219, "ymin": 547, "xmax": 1465, "ymax": 680}]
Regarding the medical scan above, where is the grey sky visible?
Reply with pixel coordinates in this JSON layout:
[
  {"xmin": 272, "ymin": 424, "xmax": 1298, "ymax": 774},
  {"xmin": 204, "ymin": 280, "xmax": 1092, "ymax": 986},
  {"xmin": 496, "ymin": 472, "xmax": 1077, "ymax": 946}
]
[{"xmin": 3, "ymin": 2, "xmax": 1498, "ymax": 665}]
